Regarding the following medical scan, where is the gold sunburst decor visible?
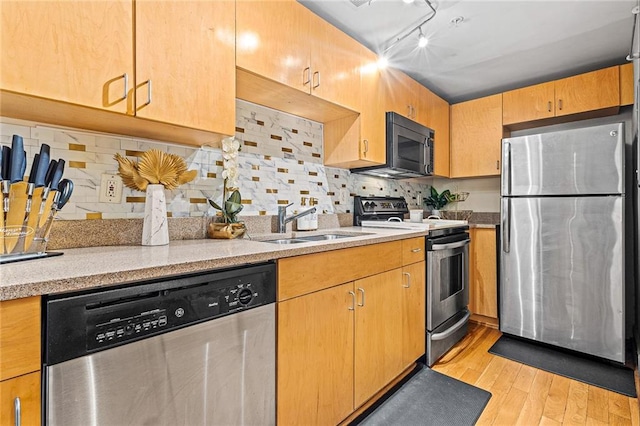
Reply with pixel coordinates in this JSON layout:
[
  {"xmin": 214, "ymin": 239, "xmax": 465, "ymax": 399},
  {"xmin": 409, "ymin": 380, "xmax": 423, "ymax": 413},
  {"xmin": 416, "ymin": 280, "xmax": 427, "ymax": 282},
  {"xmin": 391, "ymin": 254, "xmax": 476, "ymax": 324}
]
[{"xmin": 114, "ymin": 150, "xmax": 197, "ymax": 191}]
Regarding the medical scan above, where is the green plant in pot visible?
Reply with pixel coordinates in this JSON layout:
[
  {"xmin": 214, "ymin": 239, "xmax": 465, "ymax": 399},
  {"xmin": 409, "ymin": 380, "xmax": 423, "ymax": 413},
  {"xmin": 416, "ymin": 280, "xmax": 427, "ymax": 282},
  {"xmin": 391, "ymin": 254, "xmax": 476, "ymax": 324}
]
[{"xmin": 424, "ymin": 187, "xmax": 453, "ymax": 217}]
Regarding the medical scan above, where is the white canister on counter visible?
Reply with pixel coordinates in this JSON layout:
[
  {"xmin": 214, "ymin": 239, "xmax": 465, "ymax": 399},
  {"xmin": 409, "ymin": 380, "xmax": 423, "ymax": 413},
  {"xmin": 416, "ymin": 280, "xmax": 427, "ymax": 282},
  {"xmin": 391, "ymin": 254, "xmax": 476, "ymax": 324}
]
[{"xmin": 297, "ymin": 197, "xmax": 318, "ymax": 231}]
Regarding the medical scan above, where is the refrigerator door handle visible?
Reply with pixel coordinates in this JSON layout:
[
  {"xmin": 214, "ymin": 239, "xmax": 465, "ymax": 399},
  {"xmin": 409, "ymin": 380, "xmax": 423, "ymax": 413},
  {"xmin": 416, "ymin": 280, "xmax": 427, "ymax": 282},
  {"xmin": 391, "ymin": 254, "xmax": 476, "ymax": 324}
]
[
  {"xmin": 502, "ymin": 141, "xmax": 511, "ymax": 195},
  {"xmin": 502, "ymin": 198, "xmax": 510, "ymax": 253}
]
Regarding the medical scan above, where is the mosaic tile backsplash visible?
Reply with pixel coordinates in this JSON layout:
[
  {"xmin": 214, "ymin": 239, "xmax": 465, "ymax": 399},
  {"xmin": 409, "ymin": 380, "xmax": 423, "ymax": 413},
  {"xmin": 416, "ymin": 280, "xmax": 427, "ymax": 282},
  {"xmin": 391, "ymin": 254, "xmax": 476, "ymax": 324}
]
[{"xmin": 0, "ymin": 100, "xmax": 431, "ymax": 220}]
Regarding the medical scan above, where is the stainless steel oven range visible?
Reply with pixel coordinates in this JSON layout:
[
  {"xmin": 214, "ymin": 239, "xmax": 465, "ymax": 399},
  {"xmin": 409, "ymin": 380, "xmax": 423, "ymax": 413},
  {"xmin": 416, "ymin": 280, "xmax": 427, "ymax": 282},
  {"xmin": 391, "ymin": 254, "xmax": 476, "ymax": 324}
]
[
  {"xmin": 354, "ymin": 196, "xmax": 470, "ymax": 366},
  {"xmin": 425, "ymin": 226, "xmax": 470, "ymax": 366}
]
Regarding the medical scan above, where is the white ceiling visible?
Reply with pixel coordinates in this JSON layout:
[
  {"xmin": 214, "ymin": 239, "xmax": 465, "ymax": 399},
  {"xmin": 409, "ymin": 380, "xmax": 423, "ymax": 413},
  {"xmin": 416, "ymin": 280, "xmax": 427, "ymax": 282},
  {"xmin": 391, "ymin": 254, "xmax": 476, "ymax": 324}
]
[{"xmin": 299, "ymin": 0, "xmax": 638, "ymax": 103}]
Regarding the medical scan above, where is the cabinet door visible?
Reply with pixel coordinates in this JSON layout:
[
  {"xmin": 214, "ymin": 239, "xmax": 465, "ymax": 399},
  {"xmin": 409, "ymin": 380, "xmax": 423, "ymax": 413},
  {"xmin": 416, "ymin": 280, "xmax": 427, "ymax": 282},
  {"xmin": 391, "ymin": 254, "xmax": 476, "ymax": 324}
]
[
  {"xmin": 135, "ymin": 1, "xmax": 235, "ymax": 135},
  {"xmin": 309, "ymin": 13, "xmax": 362, "ymax": 112},
  {"xmin": 402, "ymin": 261, "xmax": 426, "ymax": 368},
  {"xmin": 354, "ymin": 269, "xmax": 403, "ymax": 408},
  {"xmin": 0, "ymin": 1, "xmax": 133, "ymax": 113},
  {"xmin": 277, "ymin": 283, "xmax": 354, "ymax": 426},
  {"xmin": 0, "ymin": 372, "xmax": 41, "ymax": 426},
  {"xmin": 421, "ymin": 88, "xmax": 450, "ymax": 177},
  {"xmin": 468, "ymin": 228, "xmax": 498, "ymax": 319},
  {"xmin": 620, "ymin": 63, "xmax": 635, "ymax": 106},
  {"xmin": 0, "ymin": 297, "xmax": 41, "ymax": 382},
  {"xmin": 358, "ymin": 48, "xmax": 386, "ymax": 166},
  {"xmin": 236, "ymin": 0, "xmax": 310, "ymax": 94},
  {"xmin": 383, "ymin": 68, "xmax": 417, "ymax": 119},
  {"xmin": 554, "ymin": 66, "xmax": 619, "ymax": 117},
  {"xmin": 502, "ymin": 81, "xmax": 555, "ymax": 125},
  {"xmin": 450, "ymin": 93, "xmax": 503, "ymax": 178}
]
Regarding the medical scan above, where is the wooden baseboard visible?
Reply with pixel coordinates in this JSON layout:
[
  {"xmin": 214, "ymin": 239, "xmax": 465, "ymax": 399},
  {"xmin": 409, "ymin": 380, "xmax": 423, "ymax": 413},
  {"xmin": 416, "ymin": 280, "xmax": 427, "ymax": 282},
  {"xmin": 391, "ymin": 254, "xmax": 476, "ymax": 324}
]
[
  {"xmin": 338, "ymin": 363, "xmax": 417, "ymax": 426},
  {"xmin": 470, "ymin": 313, "xmax": 499, "ymax": 329}
]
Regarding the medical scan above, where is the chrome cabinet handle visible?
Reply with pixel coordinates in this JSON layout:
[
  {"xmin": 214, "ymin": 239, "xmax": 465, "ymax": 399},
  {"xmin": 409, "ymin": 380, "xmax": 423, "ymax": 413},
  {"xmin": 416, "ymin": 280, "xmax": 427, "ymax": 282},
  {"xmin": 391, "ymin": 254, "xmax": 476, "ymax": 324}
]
[
  {"xmin": 14, "ymin": 397, "xmax": 21, "ymax": 426},
  {"xmin": 558, "ymin": 99, "xmax": 563, "ymax": 111},
  {"xmin": 411, "ymin": 248, "xmax": 422, "ymax": 253},
  {"xmin": 402, "ymin": 272, "xmax": 411, "ymax": 288},
  {"xmin": 357, "ymin": 287, "xmax": 365, "ymax": 307},
  {"xmin": 312, "ymin": 71, "xmax": 320, "ymax": 89},
  {"xmin": 120, "ymin": 73, "xmax": 129, "ymax": 101},
  {"xmin": 547, "ymin": 101, "xmax": 552, "ymax": 112},
  {"xmin": 141, "ymin": 79, "xmax": 152, "ymax": 107},
  {"xmin": 496, "ymin": 160, "xmax": 500, "ymax": 170},
  {"xmin": 348, "ymin": 291, "xmax": 356, "ymax": 311},
  {"xmin": 363, "ymin": 139, "xmax": 369, "ymax": 156},
  {"xmin": 303, "ymin": 67, "xmax": 311, "ymax": 86}
]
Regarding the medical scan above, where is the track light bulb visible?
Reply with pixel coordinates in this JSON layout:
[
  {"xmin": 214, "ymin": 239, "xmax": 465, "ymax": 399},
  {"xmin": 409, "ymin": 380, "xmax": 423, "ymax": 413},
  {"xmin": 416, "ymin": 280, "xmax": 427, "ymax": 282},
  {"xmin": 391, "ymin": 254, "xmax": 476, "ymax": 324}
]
[{"xmin": 418, "ymin": 28, "xmax": 429, "ymax": 48}]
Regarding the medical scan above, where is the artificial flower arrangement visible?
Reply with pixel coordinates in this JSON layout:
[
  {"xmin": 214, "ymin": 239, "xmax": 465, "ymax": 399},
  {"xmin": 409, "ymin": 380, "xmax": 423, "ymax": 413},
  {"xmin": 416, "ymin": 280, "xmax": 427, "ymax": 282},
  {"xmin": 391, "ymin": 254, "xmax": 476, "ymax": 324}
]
[
  {"xmin": 207, "ymin": 137, "xmax": 246, "ymax": 238},
  {"xmin": 114, "ymin": 149, "xmax": 197, "ymax": 191}
]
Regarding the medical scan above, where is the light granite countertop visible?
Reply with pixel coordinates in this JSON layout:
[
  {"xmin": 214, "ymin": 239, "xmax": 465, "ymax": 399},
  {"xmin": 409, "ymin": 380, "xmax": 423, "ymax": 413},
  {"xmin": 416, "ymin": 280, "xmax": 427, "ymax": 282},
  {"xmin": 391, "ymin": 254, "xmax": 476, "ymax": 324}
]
[{"xmin": 1, "ymin": 226, "xmax": 436, "ymax": 301}]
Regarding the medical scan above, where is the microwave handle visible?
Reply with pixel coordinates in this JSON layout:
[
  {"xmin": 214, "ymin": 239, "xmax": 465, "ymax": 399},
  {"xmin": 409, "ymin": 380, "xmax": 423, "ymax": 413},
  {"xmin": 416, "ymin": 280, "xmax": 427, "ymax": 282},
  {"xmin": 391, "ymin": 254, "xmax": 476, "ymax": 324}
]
[{"xmin": 424, "ymin": 137, "xmax": 433, "ymax": 175}]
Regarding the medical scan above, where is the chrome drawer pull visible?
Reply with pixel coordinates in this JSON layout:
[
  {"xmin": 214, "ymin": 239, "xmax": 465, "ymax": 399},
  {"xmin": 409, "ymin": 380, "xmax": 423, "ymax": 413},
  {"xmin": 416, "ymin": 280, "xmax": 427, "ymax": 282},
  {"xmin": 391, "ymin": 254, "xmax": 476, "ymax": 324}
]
[
  {"xmin": 411, "ymin": 248, "xmax": 422, "ymax": 253},
  {"xmin": 14, "ymin": 397, "xmax": 21, "ymax": 426}
]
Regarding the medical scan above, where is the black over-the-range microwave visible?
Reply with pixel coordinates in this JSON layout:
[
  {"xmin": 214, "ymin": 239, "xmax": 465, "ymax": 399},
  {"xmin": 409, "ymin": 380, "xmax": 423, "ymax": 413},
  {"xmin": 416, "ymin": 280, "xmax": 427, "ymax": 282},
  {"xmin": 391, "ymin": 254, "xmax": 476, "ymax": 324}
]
[{"xmin": 351, "ymin": 111, "xmax": 434, "ymax": 179}]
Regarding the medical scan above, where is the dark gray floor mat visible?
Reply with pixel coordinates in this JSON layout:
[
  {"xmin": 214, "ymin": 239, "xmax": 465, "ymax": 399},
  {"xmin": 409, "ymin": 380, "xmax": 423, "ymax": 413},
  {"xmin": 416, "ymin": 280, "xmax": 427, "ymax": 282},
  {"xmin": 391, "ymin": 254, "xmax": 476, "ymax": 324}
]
[{"xmin": 352, "ymin": 365, "xmax": 492, "ymax": 426}]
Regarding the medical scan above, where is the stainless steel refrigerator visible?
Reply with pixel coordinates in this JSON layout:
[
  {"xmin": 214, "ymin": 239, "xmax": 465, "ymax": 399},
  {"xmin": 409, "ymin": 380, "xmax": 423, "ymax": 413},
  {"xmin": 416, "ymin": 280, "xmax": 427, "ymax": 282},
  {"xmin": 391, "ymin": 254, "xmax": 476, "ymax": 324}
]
[{"xmin": 500, "ymin": 122, "xmax": 626, "ymax": 363}]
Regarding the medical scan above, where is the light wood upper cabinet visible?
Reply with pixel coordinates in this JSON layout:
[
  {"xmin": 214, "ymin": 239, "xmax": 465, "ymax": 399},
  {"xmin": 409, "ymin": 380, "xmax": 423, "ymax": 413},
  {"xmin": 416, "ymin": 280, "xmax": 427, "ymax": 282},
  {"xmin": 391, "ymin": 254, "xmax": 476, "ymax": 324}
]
[
  {"xmin": 503, "ymin": 81, "xmax": 556, "ymax": 125},
  {"xmin": 383, "ymin": 68, "xmax": 421, "ymax": 120},
  {"xmin": 554, "ymin": 66, "xmax": 619, "ymax": 116},
  {"xmin": 503, "ymin": 66, "xmax": 621, "ymax": 125},
  {"xmin": 402, "ymin": 261, "xmax": 426, "ymax": 368},
  {"xmin": 0, "ymin": 1, "xmax": 133, "ymax": 113},
  {"xmin": 135, "ymin": 0, "xmax": 235, "ymax": 135},
  {"xmin": 277, "ymin": 282, "xmax": 354, "ymax": 426},
  {"xmin": 308, "ymin": 12, "xmax": 362, "ymax": 112},
  {"xmin": 354, "ymin": 269, "xmax": 404, "ymax": 408},
  {"xmin": 620, "ymin": 62, "xmax": 635, "ymax": 106},
  {"xmin": 450, "ymin": 94, "xmax": 503, "ymax": 178},
  {"xmin": 421, "ymin": 88, "xmax": 450, "ymax": 177},
  {"xmin": 468, "ymin": 228, "xmax": 498, "ymax": 321},
  {"xmin": 236, "ymin": 0, "xmax": 310, "ymax": 94}
]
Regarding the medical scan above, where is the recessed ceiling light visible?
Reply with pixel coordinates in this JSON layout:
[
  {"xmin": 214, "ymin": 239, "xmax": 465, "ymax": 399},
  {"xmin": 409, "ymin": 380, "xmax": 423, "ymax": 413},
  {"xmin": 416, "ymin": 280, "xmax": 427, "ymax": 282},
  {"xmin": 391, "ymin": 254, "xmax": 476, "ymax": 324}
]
[{"xmin": 403, "ymin": 0, "xmax": 415, "ymax": 3}]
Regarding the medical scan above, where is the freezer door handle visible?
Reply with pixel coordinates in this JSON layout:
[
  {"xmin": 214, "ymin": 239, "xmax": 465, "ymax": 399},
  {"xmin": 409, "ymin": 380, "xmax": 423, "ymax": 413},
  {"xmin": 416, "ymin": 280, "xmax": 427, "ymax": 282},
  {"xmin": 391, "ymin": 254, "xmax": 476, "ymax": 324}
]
[
  {"xmin": 502, "ymin": 141, "xmax": 511, "ymax": 195},
  {"xmin": 502, "ymin": 198, "xmax": 510, "ymax": 253}
]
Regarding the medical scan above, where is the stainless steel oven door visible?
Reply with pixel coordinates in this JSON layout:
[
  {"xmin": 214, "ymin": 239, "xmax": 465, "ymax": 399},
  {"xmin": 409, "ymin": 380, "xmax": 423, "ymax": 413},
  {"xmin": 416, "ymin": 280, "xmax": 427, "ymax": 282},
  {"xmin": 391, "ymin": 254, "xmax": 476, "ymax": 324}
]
[{"xmin": 427, "ymin": 233, "xmax": 470, "ymax": 330}]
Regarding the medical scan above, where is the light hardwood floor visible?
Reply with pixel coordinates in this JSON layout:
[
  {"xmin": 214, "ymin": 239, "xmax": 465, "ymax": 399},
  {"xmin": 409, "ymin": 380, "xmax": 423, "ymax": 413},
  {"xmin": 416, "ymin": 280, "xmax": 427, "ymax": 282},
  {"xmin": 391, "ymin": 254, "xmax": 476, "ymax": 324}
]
[{"xmin": 431, "ymin": 323, "xmax": 640, "ymax": 425}]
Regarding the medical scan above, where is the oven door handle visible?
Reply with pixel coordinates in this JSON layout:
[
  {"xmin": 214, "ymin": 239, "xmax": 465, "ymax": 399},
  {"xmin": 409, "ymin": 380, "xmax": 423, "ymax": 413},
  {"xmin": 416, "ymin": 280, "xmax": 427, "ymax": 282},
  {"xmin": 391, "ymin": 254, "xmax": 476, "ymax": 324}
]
[
  {"xmin": 431, "ymin": 310, "xmax": 470, "ymax": 341},
  {"xmin": 430, "ymin": 238, "xmax": 470, "ymax": 251}
]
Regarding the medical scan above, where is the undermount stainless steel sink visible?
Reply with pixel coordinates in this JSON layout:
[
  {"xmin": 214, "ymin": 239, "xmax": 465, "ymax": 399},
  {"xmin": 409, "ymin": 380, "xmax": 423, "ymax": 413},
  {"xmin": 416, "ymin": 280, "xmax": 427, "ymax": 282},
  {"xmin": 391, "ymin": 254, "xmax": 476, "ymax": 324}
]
[{"xmin": 261, "ymin": 233, "xmax": 364, "ymax": 244}]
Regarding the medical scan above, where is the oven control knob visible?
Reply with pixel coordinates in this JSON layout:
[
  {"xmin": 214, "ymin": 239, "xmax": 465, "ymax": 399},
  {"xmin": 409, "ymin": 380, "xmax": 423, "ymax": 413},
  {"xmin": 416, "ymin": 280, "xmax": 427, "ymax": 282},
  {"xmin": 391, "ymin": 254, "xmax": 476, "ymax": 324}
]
[{"xmin": 238, "ymin": 289, "xmax": 253, "ymax": 305}]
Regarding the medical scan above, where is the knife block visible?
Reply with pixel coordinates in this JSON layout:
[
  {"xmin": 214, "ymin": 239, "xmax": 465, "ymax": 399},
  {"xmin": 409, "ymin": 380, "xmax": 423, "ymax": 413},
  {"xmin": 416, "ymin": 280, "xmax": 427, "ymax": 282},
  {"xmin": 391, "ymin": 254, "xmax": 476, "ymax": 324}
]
[{"xmin": 0, "ymin": 189, "xmax": 56, "ymax": 260}]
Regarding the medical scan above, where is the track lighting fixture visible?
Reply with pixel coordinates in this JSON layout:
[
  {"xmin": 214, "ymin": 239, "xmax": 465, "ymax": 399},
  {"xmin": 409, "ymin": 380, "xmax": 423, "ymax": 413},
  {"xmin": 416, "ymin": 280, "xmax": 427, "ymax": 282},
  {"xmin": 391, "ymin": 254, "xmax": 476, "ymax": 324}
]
[
  {"xmin": 418, "ymin": 27, "xmax": 429, "ymax": 48},
  {"xmin": 382, "ymin": 0, "xmax": 436, "ymax": 53}
]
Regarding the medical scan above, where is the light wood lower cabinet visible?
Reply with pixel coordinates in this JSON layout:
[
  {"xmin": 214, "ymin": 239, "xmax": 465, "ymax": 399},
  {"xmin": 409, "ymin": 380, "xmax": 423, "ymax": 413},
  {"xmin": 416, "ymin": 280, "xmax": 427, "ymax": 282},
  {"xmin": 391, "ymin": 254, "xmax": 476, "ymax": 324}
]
[
  {"xmin": 0, "ymin": 296, "xmax": 41, "ymax": 426},
  {"xmin": 354, "ymin": 269, "xmax": 404, "ymax": 407},
  {"xmin": 277, "ymin": 282, "xmax": 354, "ymax": 426},
  {"xmin": 402, "ymin": 261, "xmax": 426, "ymax": 368},
  {"xmin": 277, "ymin": 239, "xmax": 425, "ymax": 425},
  {"xmin": 468, "ymin": 228, "xmax": 498, "ymax": 322},
  {"xmin": 0, "ymin": 371, "xmax": 41, "ymax": 426}
]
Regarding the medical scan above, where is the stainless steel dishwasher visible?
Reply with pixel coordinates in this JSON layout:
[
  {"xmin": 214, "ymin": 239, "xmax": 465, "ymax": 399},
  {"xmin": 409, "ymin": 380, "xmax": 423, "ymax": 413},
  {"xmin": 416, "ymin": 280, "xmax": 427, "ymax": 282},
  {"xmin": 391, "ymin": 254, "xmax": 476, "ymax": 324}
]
[{"xmin": 43, "ymin": 262, "xmax": 276, "ymax": 426}]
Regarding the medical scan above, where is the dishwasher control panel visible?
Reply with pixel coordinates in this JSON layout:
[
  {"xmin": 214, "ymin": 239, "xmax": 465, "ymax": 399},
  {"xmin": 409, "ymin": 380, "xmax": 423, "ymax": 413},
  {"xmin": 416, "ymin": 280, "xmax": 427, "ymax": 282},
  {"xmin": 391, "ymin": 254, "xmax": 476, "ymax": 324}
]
[{"xmin": 45, "ymin": 262, "xmax": 276, "ymax": 365}]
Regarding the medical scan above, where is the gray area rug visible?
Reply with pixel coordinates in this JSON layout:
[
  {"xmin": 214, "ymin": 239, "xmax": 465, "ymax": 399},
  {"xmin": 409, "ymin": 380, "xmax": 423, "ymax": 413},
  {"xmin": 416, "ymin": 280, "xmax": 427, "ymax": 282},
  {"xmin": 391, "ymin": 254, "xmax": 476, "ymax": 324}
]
[{"xmin": 352, "ymin": 365, "xmax": 492, "ymax": 426}]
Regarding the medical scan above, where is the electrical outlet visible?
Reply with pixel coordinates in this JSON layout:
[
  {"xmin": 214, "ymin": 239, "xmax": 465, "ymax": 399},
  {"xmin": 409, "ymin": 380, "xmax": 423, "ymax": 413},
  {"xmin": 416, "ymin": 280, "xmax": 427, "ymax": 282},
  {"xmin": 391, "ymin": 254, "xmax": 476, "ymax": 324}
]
[{"xmin": 99, "ymin": 174, "xmax": 123, "ymax": 203}]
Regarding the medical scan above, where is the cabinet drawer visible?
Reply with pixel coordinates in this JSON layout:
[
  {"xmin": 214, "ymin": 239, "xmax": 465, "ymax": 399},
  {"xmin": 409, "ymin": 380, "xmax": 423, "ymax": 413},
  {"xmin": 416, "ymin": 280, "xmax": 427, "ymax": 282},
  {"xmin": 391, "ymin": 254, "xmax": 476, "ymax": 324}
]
[
  {"xmin": 278, "ymin": 241, "xmax": 402, "ymax": 300},
  {"xmin": 0, "ymin": 371, "xmax": 41, "ymax": 426},
  {"xmin": 401, "ymin": 237, "xmax": 425, "ymax": 265},
  {"xmin": 0, "ymin": 297, "xmax": 41, "ymax": 381}
]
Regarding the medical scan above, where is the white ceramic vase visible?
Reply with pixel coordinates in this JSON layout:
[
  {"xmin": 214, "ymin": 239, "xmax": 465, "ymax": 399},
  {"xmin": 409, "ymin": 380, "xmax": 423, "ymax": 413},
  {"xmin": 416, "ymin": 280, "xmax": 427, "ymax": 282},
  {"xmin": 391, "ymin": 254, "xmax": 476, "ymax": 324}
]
[
  {"xmin": 430, "ymin": 209, "xmax": 441, "ymax": 218},
  {"xmin": 142, "ymin": 184, "xmax": 169, "ymax": 246}
]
